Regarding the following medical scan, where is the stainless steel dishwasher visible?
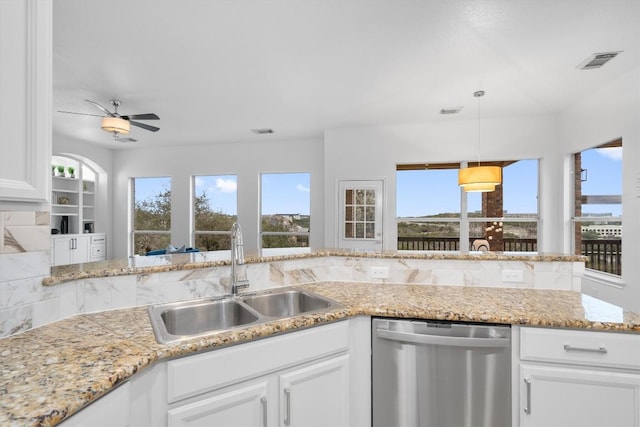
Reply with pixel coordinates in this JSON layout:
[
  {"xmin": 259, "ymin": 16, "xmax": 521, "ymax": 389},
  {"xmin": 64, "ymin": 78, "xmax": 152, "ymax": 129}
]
[{"xmin": 372, "ymin": 318, "xmax": 512, "ymax": 427}]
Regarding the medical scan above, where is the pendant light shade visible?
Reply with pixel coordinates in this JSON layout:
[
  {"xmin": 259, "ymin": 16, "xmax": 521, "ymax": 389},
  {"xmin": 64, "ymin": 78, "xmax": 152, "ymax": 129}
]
[
  {"xmin": 101, "ymin": 117, "xmax": 130, "ymax": 135},
  {"xmin": 459, "ymin": 90, "xmax": 502, "ymax": 192},
  {"xmin": 458, "ymin": 166, "xmax": 501, "ymax": 192},
  {"xmin": 460, "ymin": 182, "xmax": 496, "ymax": 192}
]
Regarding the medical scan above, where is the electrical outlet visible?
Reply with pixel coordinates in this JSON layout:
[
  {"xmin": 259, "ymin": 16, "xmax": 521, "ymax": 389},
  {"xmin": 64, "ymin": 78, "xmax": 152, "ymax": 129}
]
[
  {"xmin": 502, "ymin": 269, "xmax": 524, "ymax": 283},
  {"xmin": 370, "ymin": 266, "xmax": 389, "ymax": 279}
]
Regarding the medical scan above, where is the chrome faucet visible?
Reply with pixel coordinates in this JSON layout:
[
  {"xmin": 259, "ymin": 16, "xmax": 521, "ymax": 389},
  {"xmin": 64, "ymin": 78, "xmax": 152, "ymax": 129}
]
[{"xmin": 230, "ymin": 222, "xmax": 250, "ymax": 295}]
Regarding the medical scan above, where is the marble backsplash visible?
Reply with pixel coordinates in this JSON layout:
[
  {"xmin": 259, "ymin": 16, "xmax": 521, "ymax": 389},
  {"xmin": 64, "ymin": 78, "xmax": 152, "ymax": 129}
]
[
  {"xmin": 0, "ymin": 250, "xmax": 584, "ymax": 338},
  {"xmin": 0, "ymin": 210, "xmax": 51, "ymax": 335}
]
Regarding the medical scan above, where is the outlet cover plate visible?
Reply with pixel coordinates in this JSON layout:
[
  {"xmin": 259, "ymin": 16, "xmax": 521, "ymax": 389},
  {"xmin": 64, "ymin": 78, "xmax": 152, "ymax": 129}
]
[
  {"xmin": 370, "ymin": 266, "xmax": 389, "ymax": 279},
  {"xmin": 502, "ymin": 269, "xmax": 524, "ymax": 283}
]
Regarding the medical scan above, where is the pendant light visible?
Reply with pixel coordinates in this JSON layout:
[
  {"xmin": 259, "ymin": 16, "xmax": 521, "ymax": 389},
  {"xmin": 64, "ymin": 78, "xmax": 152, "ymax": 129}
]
[{"xmin": 458, "ymin": 90, "xmax": 501, "ymax": 192}]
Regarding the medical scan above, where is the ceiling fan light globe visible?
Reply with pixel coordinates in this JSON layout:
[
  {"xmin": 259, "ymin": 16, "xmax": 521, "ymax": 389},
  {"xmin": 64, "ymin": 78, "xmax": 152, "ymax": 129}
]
[{"xmin": 101, "ymin": 117, "xmax": 130, "ymax": 135}]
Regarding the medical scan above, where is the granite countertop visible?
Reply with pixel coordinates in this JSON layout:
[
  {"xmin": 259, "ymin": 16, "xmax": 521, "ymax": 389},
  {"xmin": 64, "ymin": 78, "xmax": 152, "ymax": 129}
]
[
  {"xmin": 1, "ymin": 282, "xmax": 637, "ymax": 426},
  {"xmin": 44, "ymin": 250, "xmax": 588, "ymax": 285}
]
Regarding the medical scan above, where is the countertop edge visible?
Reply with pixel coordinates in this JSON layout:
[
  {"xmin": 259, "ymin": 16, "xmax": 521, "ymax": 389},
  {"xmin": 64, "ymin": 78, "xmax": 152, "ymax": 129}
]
[{"xmin": 44, "ymin": 251, "xmax": 588, "ymax": 286}]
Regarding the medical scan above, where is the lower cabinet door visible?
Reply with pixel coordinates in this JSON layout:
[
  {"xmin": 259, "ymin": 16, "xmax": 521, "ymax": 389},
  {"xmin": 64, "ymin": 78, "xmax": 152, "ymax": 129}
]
[
  {"xmin": 279, "ymin": 355, "xmax": 350, "ymax": 427},
  {"xmin": 520, "ymin": 363, "xmax": 640, "ymax": 427},
  {"xmin": 168, "ymin": 381, "xmax": 268, "ymax": 427}
]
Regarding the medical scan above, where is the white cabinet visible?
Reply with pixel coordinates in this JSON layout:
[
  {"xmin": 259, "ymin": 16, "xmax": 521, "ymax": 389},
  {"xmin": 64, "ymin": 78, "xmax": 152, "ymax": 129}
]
[
  {"xmin": 168, "ymin": 355, "xmax": 348, "ymax": 427},
  {"xmin": 517, "ymin": 327, "xmax": 640, "ymax": 427},
  {"xmin": 168, "ymin": 380, "xmax": 269, "ymax": 427},
  {"xmin": 167, "ymin": 321, "xmax": 355, "ymax": 427},
  {"xmin": 520, "ymin": 363, "xmax": 640, "ymax": 427},
  {"xmin": 51, "ymin": 233, "xmax": 106, "ymax": 266},
  {"xmin": 0, "ymin": 0, "xmax": 51, "ymax": 202},
  {"xmin": 59, "ymin": 383, "xmax": 130, "ymax": 427},
  {"xmin": 279, "ymin": 355, "xmax": 349, "ymax": 427}
]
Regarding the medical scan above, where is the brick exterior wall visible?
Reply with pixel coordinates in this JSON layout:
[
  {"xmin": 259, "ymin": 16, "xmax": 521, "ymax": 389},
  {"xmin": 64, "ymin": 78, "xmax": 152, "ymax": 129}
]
[{"xmin": 482, "ymin": 183, "xmax": 504, "ymax": 250}]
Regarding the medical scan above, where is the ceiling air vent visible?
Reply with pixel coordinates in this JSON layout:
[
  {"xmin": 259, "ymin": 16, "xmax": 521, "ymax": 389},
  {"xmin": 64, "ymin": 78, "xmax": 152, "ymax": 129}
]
[
  {"xmin": 251, "ymin": 128, "xmax": 274, "ymax": 135},
  {"xmin": 577, "ymin": 51, "xmax": 622, "ymax": 70},
  {"xmin": 440, "ymin": 107, "xmax": 463, "ymax": 115}
]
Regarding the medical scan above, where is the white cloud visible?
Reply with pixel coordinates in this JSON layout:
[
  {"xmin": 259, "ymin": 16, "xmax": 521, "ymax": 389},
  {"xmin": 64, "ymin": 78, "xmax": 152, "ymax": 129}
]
[
  {"xmin": 216, "ymin": 178, "xmax": 237, "ymax": 193},
  {"xmin": 296, "ymin": 184, "xmax": 310, "ymax": 192},
  {"xmin": 596, "ymin": 147, "xmax": 622, "ymax": 161}
]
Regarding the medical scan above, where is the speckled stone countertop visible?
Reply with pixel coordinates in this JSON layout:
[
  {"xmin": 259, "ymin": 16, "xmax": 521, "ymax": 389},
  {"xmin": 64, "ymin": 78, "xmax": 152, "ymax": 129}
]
[
  {"xmin": 43, "ymin": 250, "xmax": 587, "ymax": 285},
  {"xmin": 2, "ymin": 282, "xmax": 637, "ymax": 426}
]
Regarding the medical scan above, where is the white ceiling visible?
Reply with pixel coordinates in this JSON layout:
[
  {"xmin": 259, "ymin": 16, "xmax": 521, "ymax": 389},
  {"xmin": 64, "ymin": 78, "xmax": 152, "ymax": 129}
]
[{"xmin": 52, "ymin": 0, "xmax": 639, "ymax": 149}]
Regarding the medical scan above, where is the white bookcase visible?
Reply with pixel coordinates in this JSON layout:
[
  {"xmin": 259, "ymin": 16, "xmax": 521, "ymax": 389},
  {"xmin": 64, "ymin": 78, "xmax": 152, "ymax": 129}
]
[{"xmin": 51, "ymin": 160, "xmax": 105, "ymax": 266}]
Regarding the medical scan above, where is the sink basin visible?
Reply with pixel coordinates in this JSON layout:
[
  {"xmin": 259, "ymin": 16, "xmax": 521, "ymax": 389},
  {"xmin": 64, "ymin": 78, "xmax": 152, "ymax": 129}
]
[
  {"xmin": 149, "ymin": 298, "xmax": 260, "ymax": 343},
  {"xmin": 148, "ymin": 289, "xmax": 342, "ymax": 344},
  {"xmin": 241, "ymin": 290, "xmax": 335, "ymax": 318}
]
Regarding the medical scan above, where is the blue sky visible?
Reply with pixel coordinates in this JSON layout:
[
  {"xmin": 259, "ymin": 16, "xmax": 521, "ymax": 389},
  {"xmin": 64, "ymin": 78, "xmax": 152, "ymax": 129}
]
[
  {"xmin": 581, "ymin": 146, "xmax": 622, "ymax": 216},
  {"xmin": 261, "ymin": 173, "xmax": 310, "ymax": 215},
  {"xmin": 194, "ymin": 175, "xmax": 238, "ymax": 214}
]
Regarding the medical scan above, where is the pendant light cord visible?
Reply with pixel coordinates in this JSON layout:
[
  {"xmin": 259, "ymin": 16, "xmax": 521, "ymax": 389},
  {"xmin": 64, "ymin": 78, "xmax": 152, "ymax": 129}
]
[{"xmin": 474, "ymin": 90, "xmax": 485, "ymax": 167}]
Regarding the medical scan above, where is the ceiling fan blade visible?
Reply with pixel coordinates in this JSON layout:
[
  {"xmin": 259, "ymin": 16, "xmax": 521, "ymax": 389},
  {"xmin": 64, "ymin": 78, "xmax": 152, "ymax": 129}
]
[
  {"xmin": 121, "ymin": 113, "xmax": 159, "ymax": 120},
  {"xmin": 85, "ymin": 99, "xmax": 114, "ymax": 116},
  {"xmin": 129, "ymin": 120, "xmax": 160, "ymax": 132},
  {"xmin": 57, "ymin": 110, "xmax": 104, "ymax": 117}
]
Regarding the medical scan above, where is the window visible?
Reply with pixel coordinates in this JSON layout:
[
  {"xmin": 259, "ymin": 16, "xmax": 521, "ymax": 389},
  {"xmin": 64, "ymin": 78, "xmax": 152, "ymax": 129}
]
[
  {"xmin": 397, "ymin": 160, "xmax": 539, "ymax": 252},
  {"xmin": 344, "ymin": 188, "xmax": 376, "ymax": 239},
  {"xmin": 192, "ymin": 175, "xmax": 237, "ymax": 251},
  {"xmin": 260, "ymin": 172, "xmax": 310, "ymax": 255},
  {"xmin": 131, "ymin": 177, "xmax": 171, "ymax": 255},
  {"xmin": 397, "ymin": 166, "xmax": 461, "ymax": 250},
  {"xmin": 573, "ymin": 140, "xmax": 622, "ymax": 276}
]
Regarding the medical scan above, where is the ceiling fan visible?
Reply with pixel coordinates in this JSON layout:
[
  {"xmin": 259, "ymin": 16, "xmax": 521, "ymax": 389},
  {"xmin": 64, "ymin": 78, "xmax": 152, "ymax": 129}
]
[{"xmin": 58, "ymin": 99, "xmax": 160, "ymax": 142}]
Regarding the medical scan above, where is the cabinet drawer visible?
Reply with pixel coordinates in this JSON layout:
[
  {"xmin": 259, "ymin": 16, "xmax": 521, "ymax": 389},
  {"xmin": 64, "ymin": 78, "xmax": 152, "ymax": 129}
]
[
  {"xmin": 91, "ymin": 245, "xmax": 105, "ymax": 258},
  {"xmin": 167, "ymin": 320, "xmax": 349, "ymax": 403},
  {"xmin": 520, "ymin": 327, "xmax": 640, "ymax": 370},
  {"xmin": 91, "ymin": 234, "xmax": 106, "ymax": 244}
]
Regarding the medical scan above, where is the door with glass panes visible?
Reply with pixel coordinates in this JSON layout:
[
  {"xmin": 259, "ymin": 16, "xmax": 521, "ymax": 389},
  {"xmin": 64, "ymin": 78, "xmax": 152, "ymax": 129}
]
[{"xmin": 337, "ymin": 180, "xmax": 383, "ymax": 252}]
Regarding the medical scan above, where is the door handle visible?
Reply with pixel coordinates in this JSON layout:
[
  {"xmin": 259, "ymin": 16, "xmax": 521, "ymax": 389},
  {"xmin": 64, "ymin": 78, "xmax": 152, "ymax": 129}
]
[
  {"xmin": 563, "ymin": 344, "xmax": 607, "ymax": 354},
  {"xmin": 260, "ymin": 396, "xmax": 267, "ymax": 427},
  {"xmin": 376, "ymin": 329, "xmax": 510, "ymax": 348},
  {"xmin": 284, "ymin": 387, "xmax": 291, "ymax": 425},
  {"xmin": 523, "ymin": 378, "xmax": 531, "ymax": 414}
]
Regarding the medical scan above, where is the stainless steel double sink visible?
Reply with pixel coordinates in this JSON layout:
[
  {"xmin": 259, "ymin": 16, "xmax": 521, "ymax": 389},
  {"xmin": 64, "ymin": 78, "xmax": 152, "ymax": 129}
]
[{"xmin": 148, "ymin": 289, "xmax": 342, "ymax": 344}]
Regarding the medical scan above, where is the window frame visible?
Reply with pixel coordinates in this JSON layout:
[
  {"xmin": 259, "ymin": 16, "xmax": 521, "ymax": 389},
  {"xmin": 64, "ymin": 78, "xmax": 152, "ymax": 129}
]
[
  {"xmin": 191, "ymin": 174, "xmax": 238, "ymax": 253},
  {"xmin": 259, "ymin": 172, "xmax": 311, "ymax": 256},
  {"xmin": 396, "ymin": 160, "xmax": 540, "ymax": 253},
  {"xmin": 571, "ymin": 139, "xmax": 623, "ymax": 277},
  {"xmin": 129, "ymin": 176, "xmax": 172, "ymax": 257}
]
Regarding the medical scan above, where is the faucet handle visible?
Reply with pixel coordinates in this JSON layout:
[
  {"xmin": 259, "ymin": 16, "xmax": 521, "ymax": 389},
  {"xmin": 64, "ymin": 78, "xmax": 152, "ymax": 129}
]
[{"xmin": 234, "ymin": 279, "xmax": 250, "ymax": 294}]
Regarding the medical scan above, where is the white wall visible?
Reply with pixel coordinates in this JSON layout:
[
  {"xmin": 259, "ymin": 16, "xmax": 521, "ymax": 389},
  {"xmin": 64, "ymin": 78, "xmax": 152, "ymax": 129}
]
[
  {"xmin": 111, "ymin": 138, "xmax": 324, "ymax": 259},
  {"xmin": 323, "ymin": 116, "xmax": 560, "ymax": 251},
  {"xmin": 558, "ymin": 67, "xmax": 640, "ymax": 311}
]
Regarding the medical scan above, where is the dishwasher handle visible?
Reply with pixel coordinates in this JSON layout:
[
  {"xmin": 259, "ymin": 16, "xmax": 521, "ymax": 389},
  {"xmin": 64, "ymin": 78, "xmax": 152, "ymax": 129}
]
[{"xmin": 376, "ymin": 328, "xmax": 510, "ymax": 348}]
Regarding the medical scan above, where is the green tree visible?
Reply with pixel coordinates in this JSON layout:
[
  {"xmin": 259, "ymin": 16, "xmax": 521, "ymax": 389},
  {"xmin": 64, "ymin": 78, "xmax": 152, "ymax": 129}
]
[
  {"xmin": 193, "ymin": 191, "xmax": 236, "ymax": 251},
  {"xmin": 134, "ymin": 189, "xmax": 171, "ymax": 255}
]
